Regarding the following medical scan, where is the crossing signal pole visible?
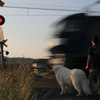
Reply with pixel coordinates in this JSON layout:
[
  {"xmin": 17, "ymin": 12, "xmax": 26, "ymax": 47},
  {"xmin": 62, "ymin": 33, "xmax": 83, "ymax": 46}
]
[{"xmin": 0, "ymin": 15, "xmax": 8, "ymax": 70}]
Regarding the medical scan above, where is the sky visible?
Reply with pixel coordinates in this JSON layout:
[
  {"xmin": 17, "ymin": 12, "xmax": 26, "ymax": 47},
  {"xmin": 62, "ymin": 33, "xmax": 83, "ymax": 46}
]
[{"xmin": 0, "ymin": 0, "xmax": 100, "ymax": 59}]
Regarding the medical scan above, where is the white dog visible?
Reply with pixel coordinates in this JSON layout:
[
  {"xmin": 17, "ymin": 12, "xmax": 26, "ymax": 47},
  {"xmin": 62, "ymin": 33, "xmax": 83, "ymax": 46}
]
[{"xmin": 53, "ymin": 66, "xmax": 92, "ymax": 96}]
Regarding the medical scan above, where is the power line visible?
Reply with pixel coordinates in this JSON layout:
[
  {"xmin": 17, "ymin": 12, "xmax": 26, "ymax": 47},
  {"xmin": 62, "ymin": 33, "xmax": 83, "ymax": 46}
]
[
  {"xmin": 2, "ymin": 14, "xmax": 66, "ymax": 16},
  {"xmin": 1, "ymin": 5, "xmax": 100, "ymax": 17},
  {"xmin": 5, "ymin": 1, "xmax": 100, "ymax": 10},
  {"xmin": 3, "ymin": 5, "xmax": 100, "ymax": 13},
  {"xmin": 3, "ymin": 5, "xmax": 84, "ymax": 12},
  {"xmin": 5, "ymin": 2, "xmax": 82, "ymax": 9}
]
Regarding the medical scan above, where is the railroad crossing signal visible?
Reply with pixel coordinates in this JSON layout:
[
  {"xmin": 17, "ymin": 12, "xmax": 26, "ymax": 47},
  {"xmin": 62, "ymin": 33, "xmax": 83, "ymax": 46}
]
[
  {"xmin": 0, "ymin": 15, "xmax": 7, "ymax": 47},
  {"xmin": 0, "ymin": 26, "xmax": 8, "ymax": 70},
  {"xmin": 0, "ymin": 0, "xmax": 5, "ymax": 7},
  {"xmin": 0, "ymin": 15, "xmax": 5, "ymax": 25},
  {"xmin": 0, "ymin": 26, "xmax": 8, "ymax": 47}
]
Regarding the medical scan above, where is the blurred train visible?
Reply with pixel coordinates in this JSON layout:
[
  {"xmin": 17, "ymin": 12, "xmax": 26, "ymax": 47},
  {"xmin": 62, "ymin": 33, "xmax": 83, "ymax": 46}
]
[{"xmin": 49, "ymin": 13, "xmax": 100, "ymax": 71}]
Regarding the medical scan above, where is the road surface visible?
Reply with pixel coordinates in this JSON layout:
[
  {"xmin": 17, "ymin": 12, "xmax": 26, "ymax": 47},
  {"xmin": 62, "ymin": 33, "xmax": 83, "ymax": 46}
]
[{"xmin": 33, "ymin": 78, "xmax": 100, "ymax": 100}]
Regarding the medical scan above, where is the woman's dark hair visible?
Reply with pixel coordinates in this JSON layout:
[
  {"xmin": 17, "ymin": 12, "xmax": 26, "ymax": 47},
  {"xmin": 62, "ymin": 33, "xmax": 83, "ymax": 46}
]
[{"xmin": 92, "ymin": 36, "xmax": 99, "ymax": 44}]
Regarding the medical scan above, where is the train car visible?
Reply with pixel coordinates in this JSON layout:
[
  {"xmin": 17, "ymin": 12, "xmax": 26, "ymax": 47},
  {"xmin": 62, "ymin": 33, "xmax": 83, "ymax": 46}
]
[{"xmin": 49, "ymin": 13, "xmax": 100, "ymax": 71}]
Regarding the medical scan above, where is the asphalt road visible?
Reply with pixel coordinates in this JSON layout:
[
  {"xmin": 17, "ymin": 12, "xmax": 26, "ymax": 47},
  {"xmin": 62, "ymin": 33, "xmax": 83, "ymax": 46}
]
[
  {"xmin": 33, "ymin": 78, "xmax": 100, "ymax": 100},
  {"xmin": 34, "ymin": 88, "xmax": 100, "ymax": 100}
]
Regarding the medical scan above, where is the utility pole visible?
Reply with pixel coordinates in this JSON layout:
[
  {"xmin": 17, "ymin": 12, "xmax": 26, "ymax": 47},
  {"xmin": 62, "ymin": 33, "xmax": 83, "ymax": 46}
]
[
  {"xmin": 0, "ymin": 1, "xmax": 8, "ymax": 70},
  {"xmin": 0, "ymin": 15, "xmax": 8, "ymax": 70},
  {"xmin": 0, "ymin": 41, "xmax": 5, "ymax": 69}
]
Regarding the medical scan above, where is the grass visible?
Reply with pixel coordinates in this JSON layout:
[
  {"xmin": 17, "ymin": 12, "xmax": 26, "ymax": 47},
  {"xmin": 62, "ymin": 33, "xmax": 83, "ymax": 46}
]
[
  {"xmin": 35, "ymin": 71, "xmax": 54, "ymax": 79},
  {"xmin": 0, "ymin": 63, "xmax": 52, "ymax": 100}
]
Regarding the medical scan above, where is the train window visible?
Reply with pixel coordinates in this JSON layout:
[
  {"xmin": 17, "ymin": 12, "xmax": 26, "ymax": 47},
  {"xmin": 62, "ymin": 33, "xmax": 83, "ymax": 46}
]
[
  {"xmin": 55, "ymin": 22, "xmax": 66, "ymax": 33},
  {"xmin": 63, "ymin": 19, "xmax": 83, "ymax": 32},
  {"xmin": 54, "ymin": 19, "xmax": 84, "ymax": 37}
]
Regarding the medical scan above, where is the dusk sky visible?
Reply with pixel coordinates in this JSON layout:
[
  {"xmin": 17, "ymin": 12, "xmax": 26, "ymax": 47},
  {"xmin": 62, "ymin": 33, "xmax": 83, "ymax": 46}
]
[{"xmin": 0, "ymin": 0, "xmax": 100, "ymax": 59}]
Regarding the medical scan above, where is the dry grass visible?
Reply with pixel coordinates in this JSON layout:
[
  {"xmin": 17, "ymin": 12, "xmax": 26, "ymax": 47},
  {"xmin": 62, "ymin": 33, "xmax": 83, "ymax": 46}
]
[
  {"xmin": 0, "ymin": 64, "xmax": 51, "ymax": 100},
  {"xmin": 35, "ymin": 71, "xmax": 54, "ymax": 79}
]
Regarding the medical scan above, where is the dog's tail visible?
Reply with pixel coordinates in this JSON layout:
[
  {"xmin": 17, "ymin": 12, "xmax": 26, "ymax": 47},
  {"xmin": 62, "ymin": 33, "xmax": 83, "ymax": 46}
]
[{"xmin": 81, "ymin": 75, "xmax": 92, "ymax": 95}]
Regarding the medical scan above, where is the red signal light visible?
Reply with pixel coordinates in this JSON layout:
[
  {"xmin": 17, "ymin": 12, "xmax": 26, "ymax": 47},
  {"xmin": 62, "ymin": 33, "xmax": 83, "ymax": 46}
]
[
  {"xmin": 0, "ymin": 18, "xmax": 3, "ymax": 23},
  {"xmin": 0, "ymin": 15, "xmax": 5, "ymax": 25}
]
